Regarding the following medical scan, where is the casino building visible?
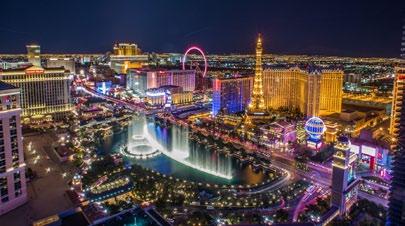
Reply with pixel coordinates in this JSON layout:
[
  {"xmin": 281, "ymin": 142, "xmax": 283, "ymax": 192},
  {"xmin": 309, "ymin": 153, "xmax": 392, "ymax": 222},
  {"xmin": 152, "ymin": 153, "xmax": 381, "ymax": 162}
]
[
  {"xmin": 0, "ymin": 65, "xmax": 72, "ymax": 123},
  {"xmin": 243, "ymin": 34, "xmax": 343, "ymax": 118},
  {"xmin": 144, "ymin": 85, "xmax": 192, "ymax": 108},
  {"xmin": 110, "ymin": 43, "xmax": 147, "ymax": 73},
  {"xmin": 262, "ymin": 67, "xmax": 343, "ymax": 117},
  {"xmin": 127, "ymin": 69, "xmax": 196, "ymax": 96}
]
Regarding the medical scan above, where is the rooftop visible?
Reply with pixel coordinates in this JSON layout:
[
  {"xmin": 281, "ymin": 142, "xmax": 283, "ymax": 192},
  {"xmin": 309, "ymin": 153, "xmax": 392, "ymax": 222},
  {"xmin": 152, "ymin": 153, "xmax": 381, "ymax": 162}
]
[
  {"xmin": 216, "ymin": 74, "xmax": 253, "ymax": 80},
  {"xmin": 0, "ymin": 65, "xmax": 67, "ymax": 73}
]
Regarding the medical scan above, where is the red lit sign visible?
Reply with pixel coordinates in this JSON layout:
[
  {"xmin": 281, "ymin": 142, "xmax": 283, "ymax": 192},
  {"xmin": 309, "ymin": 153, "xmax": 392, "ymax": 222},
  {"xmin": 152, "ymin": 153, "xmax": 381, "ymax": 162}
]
[{"xmin": 25, "ymin": 67, "xmax": 44, "ymax": 75}]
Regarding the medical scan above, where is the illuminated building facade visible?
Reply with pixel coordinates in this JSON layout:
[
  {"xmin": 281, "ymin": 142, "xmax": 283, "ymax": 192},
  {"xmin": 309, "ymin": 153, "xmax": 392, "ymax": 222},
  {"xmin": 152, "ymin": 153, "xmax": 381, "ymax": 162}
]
[
  {"xmin": 389, "ymin": 67, "xmax": 405, "ymax": 142},
  {"xmin": 263, "ymin": 68, "xmax": 316, "ymax": 116},
  {"xmin": 110, "ymin": 43, "xmax": 145, "ymax": 73},
  {"xmin": 0, "ymin": 66, "xmax": 72, "ymax": 122},
  {"xmin": 0, "ymin": 82, "xmax": 27, "ymax": 215},
  {"xmin": 262, "ymin": 68, "xmax": 343, "ymax": 117},
  {"xmin": 331, "ymin": 135, "xmax": 359, "ymax": 216},
  {"xmin": 246, "ymin": 34, "xmax": 267, "ymax": 119},
  {"xmin": 319, "ymin": 70, "xmax": 344, "ymax": 115},
  {"xmin": 127, "ymin": 69, "xmax": 195, "ymax": 96},
  {"xmin": 212, "ymin": 75, "xmax": 253, "ymax": 116},
  {"xmin": 307, "ymin": 72, "xmax": 321, "ymax": 117},
  {"xmin": 171, "ymin": 92, "xmax": 193, "ymax": 105},
  {"xmin": 113, "ymin": 43, "xmax": 141, "ymax": 56},
  {"xmin": 388, "ymin": 67, "xmax": 405, "ymax": 226},
  {"xmin": 147, "ymin": 71, "xmax": 172, "ymax": 89},
  {"xmin": 127, "ymin": 69, "xmax": 148, "ymax": 96},
  {"xmin": 145, "ymin": 85, "xmax": 192, "ymax": 107},
  {"xmin": 26, "ymin": 44, "xmax": 41, "ymax": 67},
  {"xmin": 171, "ymin": 70, "xmax": 196, "ymax": 92}
]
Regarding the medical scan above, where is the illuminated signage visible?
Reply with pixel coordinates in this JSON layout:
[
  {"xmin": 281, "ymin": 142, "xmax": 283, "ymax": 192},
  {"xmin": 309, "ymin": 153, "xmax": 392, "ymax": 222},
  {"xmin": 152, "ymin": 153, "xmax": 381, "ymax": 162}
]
[
  {"xmin": 361, "ymin": 145, "xmax": 376, "ymax": 157},
  {"xmin": 25, "ymin": 68, "xmax": 44, "ymax": 74},
  {"xmin": 145, "ymin": 91, "xmax": 166, "ymax": 97},
  {"xmin": 95, "ymin": 81, "xmax": 112, "ymax": 94}
]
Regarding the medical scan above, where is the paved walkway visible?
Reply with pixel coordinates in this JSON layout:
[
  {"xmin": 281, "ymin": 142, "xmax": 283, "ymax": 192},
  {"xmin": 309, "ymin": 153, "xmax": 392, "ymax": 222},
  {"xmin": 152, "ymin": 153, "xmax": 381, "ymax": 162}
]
[{"xmin": 0, "ymin": 134, "xmax": 75, "ymax": 226}]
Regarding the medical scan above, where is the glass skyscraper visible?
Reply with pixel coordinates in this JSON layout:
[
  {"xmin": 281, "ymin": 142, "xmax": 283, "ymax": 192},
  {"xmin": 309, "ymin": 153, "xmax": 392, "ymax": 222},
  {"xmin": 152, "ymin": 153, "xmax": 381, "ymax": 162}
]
[{"xmin": 212, "ymin": 75, "xmax": 253, "ymax": 116}]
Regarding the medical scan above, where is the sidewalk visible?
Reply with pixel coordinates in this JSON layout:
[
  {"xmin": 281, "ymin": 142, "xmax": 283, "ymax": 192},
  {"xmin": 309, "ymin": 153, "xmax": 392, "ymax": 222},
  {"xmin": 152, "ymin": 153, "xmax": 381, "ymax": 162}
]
[{"xmin": 0, "ymin": 134, "xmax": 75, "ymax": 226}]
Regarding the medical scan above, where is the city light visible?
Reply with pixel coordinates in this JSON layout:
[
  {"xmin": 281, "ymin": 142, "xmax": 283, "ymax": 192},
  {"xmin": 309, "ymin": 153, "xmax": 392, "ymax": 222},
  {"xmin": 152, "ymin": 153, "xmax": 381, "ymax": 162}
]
[{"xmin": 0, "ymin": 3, "xmax": 398, "ymax": 225}]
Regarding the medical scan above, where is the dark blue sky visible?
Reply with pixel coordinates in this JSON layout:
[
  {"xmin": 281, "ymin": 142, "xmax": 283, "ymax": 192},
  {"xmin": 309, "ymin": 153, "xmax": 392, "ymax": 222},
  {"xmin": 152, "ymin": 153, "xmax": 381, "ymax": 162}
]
[{"xmin": 0, "ymin": 0, "xmax": 404, "ymax": 57}]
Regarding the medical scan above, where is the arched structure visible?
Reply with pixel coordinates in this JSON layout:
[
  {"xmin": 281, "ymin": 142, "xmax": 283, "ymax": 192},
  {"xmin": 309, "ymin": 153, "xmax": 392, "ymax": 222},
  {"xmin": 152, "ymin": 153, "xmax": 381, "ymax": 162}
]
[{"xmin": 182, "ymin": 46, "xmax": 208, "ymax": 77}]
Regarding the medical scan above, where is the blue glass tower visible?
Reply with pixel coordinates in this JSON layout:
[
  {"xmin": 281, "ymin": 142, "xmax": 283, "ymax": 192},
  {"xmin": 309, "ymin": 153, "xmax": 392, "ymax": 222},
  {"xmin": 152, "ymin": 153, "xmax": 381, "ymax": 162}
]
[{"xmin": 212, "ymin": 76, "xmax": 253, "ymax": 116}]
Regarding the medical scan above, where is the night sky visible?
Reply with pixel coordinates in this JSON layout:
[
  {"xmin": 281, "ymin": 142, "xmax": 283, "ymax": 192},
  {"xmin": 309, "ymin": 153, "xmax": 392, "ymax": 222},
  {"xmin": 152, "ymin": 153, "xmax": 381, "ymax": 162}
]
[{"xmin": 0, "ymin": 0, "xmax": 404, "ymax": 57}]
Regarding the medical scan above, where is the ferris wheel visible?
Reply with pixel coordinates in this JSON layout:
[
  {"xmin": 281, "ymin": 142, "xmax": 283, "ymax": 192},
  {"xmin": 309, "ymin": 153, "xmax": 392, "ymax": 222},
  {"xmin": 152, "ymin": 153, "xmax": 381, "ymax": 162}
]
[{"xmin": 182, "ymin": 46, "xmax": 208, "ymax": 77}]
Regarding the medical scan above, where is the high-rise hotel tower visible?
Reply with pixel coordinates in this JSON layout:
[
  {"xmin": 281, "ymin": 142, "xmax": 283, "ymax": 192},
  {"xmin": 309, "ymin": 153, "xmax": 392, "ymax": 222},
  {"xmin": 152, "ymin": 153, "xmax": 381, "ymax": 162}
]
[
  {"xmin": 389, "ymin": 68, "xmax": 405, "ymax": 141},
  {"xmin": 387, "ymin": 18, "xmax": 405, "ymax": 225},
  {"xmin": 113, "ymin": 43, "xmax": 141, "ymax": 56},
  {"xmin": 388, "ymin": 67, "xmax": 405, "ymax": 225},
  {"xmin": 127, "ymin": 69, "xmax": 196, "ymax": 96},
  {"xmin": 262, "ymin": 68, "xmax": 343, "ymax": 117},
  {"xmin": 212, "ymin": 75, "xmax": 253, "ymax": 116},
  {"xmin": 0, "ymin": 82, "xmax": 27, "ymax": 215},
  {"xmin": 319, "ymin": 70, "xmax": 344, "ymax": 115},
  {"xmin": 0, "ymin": 66, "xmax": 72, "ymax": 123}
]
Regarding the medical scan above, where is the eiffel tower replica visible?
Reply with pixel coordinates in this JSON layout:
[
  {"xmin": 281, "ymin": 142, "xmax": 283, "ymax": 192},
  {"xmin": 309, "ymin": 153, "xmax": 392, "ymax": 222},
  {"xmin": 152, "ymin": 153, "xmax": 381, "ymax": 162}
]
[{"xmin": 244, "ymin": 34, "xmax": 270, "ymax": 126}]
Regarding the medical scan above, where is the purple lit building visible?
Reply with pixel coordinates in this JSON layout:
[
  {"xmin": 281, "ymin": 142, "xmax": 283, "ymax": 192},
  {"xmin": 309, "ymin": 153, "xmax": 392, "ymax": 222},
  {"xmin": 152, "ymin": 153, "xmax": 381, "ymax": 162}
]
[
  {"xmin": 212, "ymin": 75, "xmax": 253, "ymax": 116},
  {"xmin": 127, "ymin": 69, "xmax": 195, "ymax": 96}
]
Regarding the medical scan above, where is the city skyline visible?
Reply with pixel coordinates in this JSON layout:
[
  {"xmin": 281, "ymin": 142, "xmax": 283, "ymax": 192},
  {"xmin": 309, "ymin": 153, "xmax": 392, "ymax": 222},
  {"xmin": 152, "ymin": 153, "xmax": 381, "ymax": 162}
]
[
  {"xmin": 0, "ymin": 2, "xmax": 403, "ymax": 226},
  {"xmin": 0, "ymin": 0, "xmax": 404, "ymax": 57}
]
